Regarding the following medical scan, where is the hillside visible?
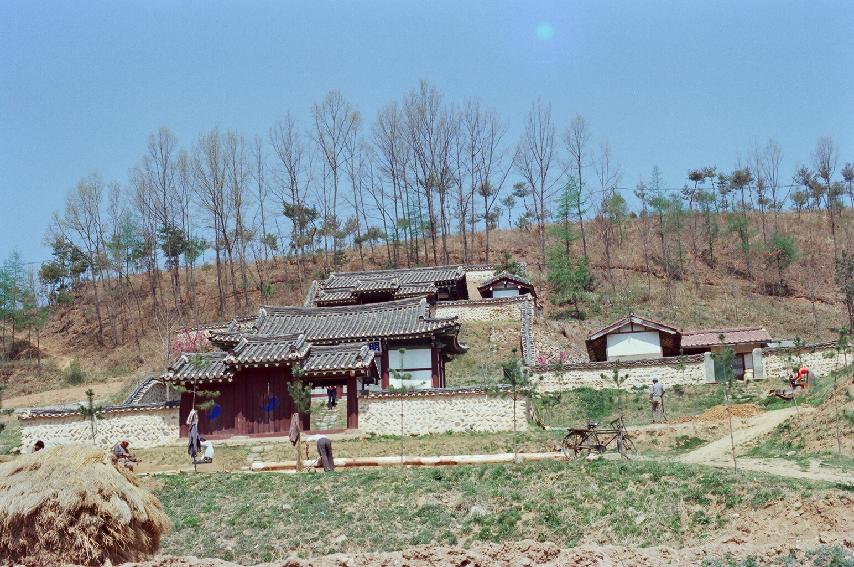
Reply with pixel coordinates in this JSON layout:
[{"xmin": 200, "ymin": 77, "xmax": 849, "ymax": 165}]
[{"xmin": 0, "ymin": 210, "xmax": 850, "ymax": 403}]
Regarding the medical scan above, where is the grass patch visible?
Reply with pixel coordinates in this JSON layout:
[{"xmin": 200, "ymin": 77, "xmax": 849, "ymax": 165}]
[
  {"xmin": 0, "ymin": 417, "xmax": 21, "ymax": 455},
  {"xmin": 155, "ymin": 460, "xmax": 837, "ymax": 564},
  {"xmin": 445, "ymin": 321, "xmax": 522, "ymax": 387},
  {"xmin": 135, "ymin": 444, "xmax": 250, "ymax": 470},
  {"xmin": 534, "ymin": 382, "xmax": 774, "ymax": 428}
]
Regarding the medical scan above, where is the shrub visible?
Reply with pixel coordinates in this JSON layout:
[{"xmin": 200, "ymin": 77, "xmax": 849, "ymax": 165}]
[{"xmin": 63, "ymin": 360, "xmax": 87, "ymax": 385}]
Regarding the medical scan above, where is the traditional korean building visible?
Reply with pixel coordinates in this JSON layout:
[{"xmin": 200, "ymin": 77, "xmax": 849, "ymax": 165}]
[
  {"xmin": 585, "ymin": 314, "xmax": 772, "ymax": 380},
  {"xmin": 162, "ymin": 297, "xmax": 466, "ymax": 438},
  {"xmin": 476, "ymin": 271, "xmax": 537, "ymax": 302},
  {"xmin": 680, "ymin": 327, "xmax": 772, "ymax": 379},
  {"xmin": 585, "ymin": 314, "xmax": 681, "ymax": 362},
  {"xmin": 308, "ymin": 265, "xmax": 469, "ymax": 306}
]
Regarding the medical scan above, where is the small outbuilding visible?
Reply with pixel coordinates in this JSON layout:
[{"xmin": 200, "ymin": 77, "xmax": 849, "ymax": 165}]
[
  {"xmin": 476, "ymin": 271, "xmax": 537, "ymax": 302},
  {"xmin": 585, "ymin": 314, "xmax": 681, "ymax": 362},
  {"xmin": 680, "ymin": 327, "xmax": 772, "ymax": 379}
]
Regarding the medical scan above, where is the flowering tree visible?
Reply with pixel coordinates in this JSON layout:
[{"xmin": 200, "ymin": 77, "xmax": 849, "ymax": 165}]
[{"xmin": 170, "ymin": 329, "xmax": 211, "ymax": 356}]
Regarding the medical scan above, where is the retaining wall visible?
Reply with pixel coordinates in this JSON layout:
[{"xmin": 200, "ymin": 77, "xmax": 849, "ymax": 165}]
[
  {"xmin": 433, "ymin": 296, "xmax": 530, "ymax": 322},
  {"xmin": 19, "ymin": 405, "xmax": 180, "ymax": 451},
  {"xmin": 532, "ymin": 355, "xmax": 709, "ymax": 391},
  {"xmin": 359, "ymin": 389, "xmax": 528, "ymax": 435}
]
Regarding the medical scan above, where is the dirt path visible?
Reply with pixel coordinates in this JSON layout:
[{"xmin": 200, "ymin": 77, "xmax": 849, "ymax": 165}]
[
  {"xmin": 678, "ymin": 406, "xmax": 804, "ymax": 465},
  {"xmin": 674, "ymin": 406, "xmax": 853, "ymax": 484},
  {"xmin": 3, "ymin": 380, "xmax": 128, "ymax": 408}
]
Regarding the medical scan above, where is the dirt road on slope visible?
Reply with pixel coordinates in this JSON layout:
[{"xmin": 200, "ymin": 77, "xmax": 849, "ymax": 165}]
[
  {"xmin": 3, "ymin": 380, "xmax": 128, "ymax": 408},
  {"xmin": 676, "ymin": 406, "xmax": 853, "ymax": 484}
]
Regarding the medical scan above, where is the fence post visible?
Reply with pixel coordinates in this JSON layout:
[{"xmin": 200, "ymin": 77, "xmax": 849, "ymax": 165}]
[
  {"xmin": 703, "ymin": 352, "xmax": 716, "ymax": 383},
  {"xmin": 751, "ymin": 348, "xmax": 765, "ymax": 380}
]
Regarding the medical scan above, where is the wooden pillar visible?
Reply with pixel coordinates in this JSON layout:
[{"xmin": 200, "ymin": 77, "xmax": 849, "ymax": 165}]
[
  {"xmin": 347, "ymin": 375, "xmax": 358, "ymax": 429},
  {"xmin": 381, "ymin": 346, "xmax": 390, "ymax": 389},
  {"xmin": 431, "ymin": 342, "xmax": 441, "ymax": 388}
]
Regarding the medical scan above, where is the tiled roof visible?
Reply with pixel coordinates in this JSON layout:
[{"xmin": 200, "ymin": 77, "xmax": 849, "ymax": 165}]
[
  {"xmin": 587, "ymin": 314, "xmax": 680, "ymax": 340},
  {"xmin": 324, "ymin": 265, "xmax": 465, "ymax": 287},
  {"xmin": 477, "ymin": 271, "xmax": 534, "ymax": 290},
  {"xmin": 18, "ymin": 401, "xmax": 178, "ymax": 421},
  {"xmin": 162, "ymin": 352, "xmax": 235, "ymax": 382},
  {"xmin": 225, "ymin": 334, "xmax": 310, "ymax": 365},
  {"xmin": 255, "ymin": 297, "xmax": 460, "ymax": 342},
  {"xmin": 301, "ymin": 344, "xmax": 376, "ymax": 374},
  {"xmin": 682, "ymin": 327, "xmax": 772, "ymax": 348},
  {"xmin": 354, "ymin": 278, "xmax": 400, "ymax": 293},
  {"xmin": 314, "ymin": 265, "xmax": 466, "ymax": 305},
  {"xmin": 314, "ymin": 288, "xmax": 355, "ymax": 303}
]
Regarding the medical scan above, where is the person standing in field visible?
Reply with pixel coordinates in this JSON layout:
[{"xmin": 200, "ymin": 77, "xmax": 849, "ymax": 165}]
[{"xmin": 649, "ymin": 378, "xmax": 665, "ymax": 423}]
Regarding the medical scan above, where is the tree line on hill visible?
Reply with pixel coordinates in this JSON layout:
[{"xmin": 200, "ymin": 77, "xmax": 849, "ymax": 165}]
[{"xmin": 3, "ymin": 81, "xmax": 853, "ymax": 354}]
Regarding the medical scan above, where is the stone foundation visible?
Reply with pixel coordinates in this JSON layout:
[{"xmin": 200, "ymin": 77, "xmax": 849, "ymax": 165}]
[
  {"xmin": 533, "ymin": 356, "xmax": 709, "ymax": 391},
  {"xmin": 19, "ymin": 406, "xmax": 179, "ymax": 450},
  {"xmin": 359, "ymin": 389, "xmax": 528, "ymax": 435}
]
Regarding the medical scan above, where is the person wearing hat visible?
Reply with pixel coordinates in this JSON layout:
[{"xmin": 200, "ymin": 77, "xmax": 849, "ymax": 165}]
[
  {"xmin": 649, "ymin": 378, "xmax": 665, "ymax": 423},
  {"xmin": 33, "ymin": 440, "xmax": 45, "ymax": 452}
]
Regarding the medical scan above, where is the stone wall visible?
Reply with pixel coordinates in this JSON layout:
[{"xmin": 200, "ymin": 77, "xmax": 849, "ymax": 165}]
[
  {"xmin": 532, "ymin": 355, "xmax": 709, "ymax": 391},
  {"xmin": 433, "ymin": 296, "xmax": 529, "ymax": 322},
  {"xmin": 359, "ymin": 389, "xmax": 528, "ymax": 435},
  {"xmin": 758, "ymin": 343, "xmax": 844, "ymax": 382},
  {"xmin": 19, "ymin": 406, "xmax": 180, "ymax": 450}
]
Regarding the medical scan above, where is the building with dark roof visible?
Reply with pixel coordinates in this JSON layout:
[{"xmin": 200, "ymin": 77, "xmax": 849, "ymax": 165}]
[
  {"xmin": 306, "ymin": 263, "xmax": 532, "ymax": 307},
  {"xmin": 161, "ymin": 297, "xmax": 466, "ymax": 438},
  {"xmin": 476, "ymin": 271, "xmax": 537, "ymax": 302},
  {"xmin": 584, "ymin": 314, "xmax": 772, "ymax": 379}
]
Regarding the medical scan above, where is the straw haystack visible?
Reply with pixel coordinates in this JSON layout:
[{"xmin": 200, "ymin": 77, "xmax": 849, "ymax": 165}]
[{"xmin": 0, "ymin": 445, "xmax": 169, "ymax": 566}]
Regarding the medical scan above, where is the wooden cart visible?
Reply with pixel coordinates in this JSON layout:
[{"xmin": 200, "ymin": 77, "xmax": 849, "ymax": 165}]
[{"xmin": 561, "ymin": 416, "xmax": 634, "ymax": 459}]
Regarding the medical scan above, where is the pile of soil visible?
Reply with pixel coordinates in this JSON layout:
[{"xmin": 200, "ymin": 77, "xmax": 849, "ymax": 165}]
[{"xmin": 675, "ymin": 403, "xmax": 764, "ymax": 423}]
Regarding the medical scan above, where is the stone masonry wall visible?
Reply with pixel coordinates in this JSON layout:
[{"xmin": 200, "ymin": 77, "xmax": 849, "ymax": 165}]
[
  {"xmin": 19, "ymin": 407, "xmax": 180, "ymax": 450},
  {"xmin": 760, "ymin": 343, "xmax": 844, "ymax": 383},
  {"xmin": 533, "ymin": 356, "xmax": 708, "ymax": 391},
  {"xmin": 359, "ymin": 390, "xmax": 528, "ymax": 435},
  {"xmin": 433, "ymin": 297, "xmax": 528, "ymax": 322}
]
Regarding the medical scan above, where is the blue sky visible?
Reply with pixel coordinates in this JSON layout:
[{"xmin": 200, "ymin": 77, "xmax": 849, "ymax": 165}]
[{"xmin": 2, "ymin": 0, "xmax": 852, "ymax": 264}]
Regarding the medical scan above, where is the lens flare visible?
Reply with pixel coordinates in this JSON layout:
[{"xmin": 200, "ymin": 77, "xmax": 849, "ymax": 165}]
[{"xmin": 536, "ymin": 23, "xmax": 554, "ymax": 41}]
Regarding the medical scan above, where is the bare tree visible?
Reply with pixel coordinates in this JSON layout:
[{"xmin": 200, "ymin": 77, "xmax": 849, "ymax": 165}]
[
  {"xmin": 54, "ymin": 174, "xmax": 108, "ymax": 344},
  {"xmin": 312, "ymin": 90, "xmax": 359, "ymax": 268},
  {"xmin": 594, "ymin": 142, "xmax": 621, "ymax": 291},
  {"xmin": 224, "ymin": 131, "xmax": 252, "ymax": 313},
  {"xmin": 373, "ymin": 101, "xmax": 411, "ymax": 266},
  {"xmin": 761, "ymin": 139, "xmax": 784, "ymax": 231},
  {"xmin": 564, "ymin": 114, "xmax": 591, "ymax": 256},
  {"xmin": 270, "ymin": 113, "xmax": 314, "ymax": 282},
  {"xmin": 812, "ymin": 136, "xmax": 840, "ymax": 257},
  {"xmin": 404, "ymin": 81, "xmax": 453, "ymax": 264},
  {"xmin": 513, "ymin": 100, "xmax": 557, "ymax": 265},
  {"xmin": 141, "ymin": 127, "xmax": 181, "ymax": 308},
  {"xmin": 193, "ymin": 129, "xmax": 228, "ymax": 316}
]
